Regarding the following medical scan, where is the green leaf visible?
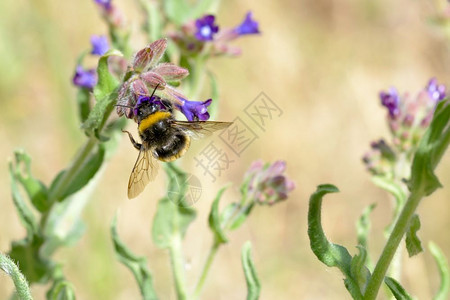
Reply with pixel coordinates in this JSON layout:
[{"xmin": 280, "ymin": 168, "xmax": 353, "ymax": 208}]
[
  {"xmin": 8, "ymin": 157, "xmax": 38, "ymax": 238},
  {"xmin": 429, "ymin": 242, "xmax": 450, "ymax": 300},
  {"xmin": 82, "ymin": 49, "xmax": 122, "ymax": 137},
  {"xmin": 9, "ymin": 235, "xmax": 53, "ymax": 284},
  {"xmin": 163, "ymin": 0, "xmax": 190, "ymax": 26},
  {"xmin": 11, "ymin": 150, "xmax": 50, "ymax": 213},
  {"xmin": 152, "ymin": 163, "xmax": 196, "ymax": 248},
  {"xmin": 371, "ymin": 176, "xmax": 407, "ymax": 208},
  {"xmin": 307, "ymin": 184, "xmax": 363, "ymax": 299},
  {"xmin": 76, "ymin": 87, "xmax": 91, "ymax": 124},
  {"xmin": 350, "ymin": 246, "xmax": 371, "ymax": 294},
  {"xmin": 228, "ymin": 204, "xmax": 254, "ymax": 231},
  {"xmin": 208, "ymin": 185, "xmax": 229, "ymax": 244},
  {"xmin": 49, "ymin": 144, "xmax": 105, "ymax": 201},
  {"xmin": 384, "ymin": 276, "xmax": 413, "ymax": 300},
  {"xmin": 111, "ymin": 214, "xmax": 157, "ymax": 300},
  {"xmin": 408, "ymin": 99, "xmax": 450, "ymax": 196},
  {"xmin": 241, "ymin": 241, "xmax": 260, "ymax": 300},
  {"xmin": 0, "ymin": 253, "xmax": 33, "ymax": 300},
  {"xmin": 405, "ymin": 214, "xmax": 423, "ymax": 257},
  {"xmin": 46, "ymin": 280, "xmax": 76, "ymax": 300},
  {"xmin": 356, "ymin": 203, "xmax": 376, "ymax": 250}
]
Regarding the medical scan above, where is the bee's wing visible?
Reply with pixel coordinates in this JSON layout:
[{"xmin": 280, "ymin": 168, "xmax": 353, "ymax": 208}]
[
  {"xmin": 172, "ymin": 121, "xmax": 233, "ymax": 139},
  {"xmin": 128, "ymin": 148, "xmax": 159, "ymax": 199}
]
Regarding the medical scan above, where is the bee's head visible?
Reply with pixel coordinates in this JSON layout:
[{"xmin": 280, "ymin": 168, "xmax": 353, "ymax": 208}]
[{"xmin": 133, "ymin": 95, "xmax": 172, "ymax": 121}]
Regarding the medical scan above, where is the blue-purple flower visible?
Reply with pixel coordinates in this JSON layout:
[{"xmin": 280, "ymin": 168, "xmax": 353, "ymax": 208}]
[
  {"xmin": 90, "ymin": 35, "xmax": 109, "ymax": 55},
  {"xmin": 177, "ymin": 97, "xmax": 212, "ymax": 121},
  {"xmin": 234, "ymin": 11, "xmax": 260, "ymax": 35},
  {"xmin": 426, "ymin": 78, "xmax": 446, "ymax": 101},
  {"xmin": 380, "ymin": 87, "xmax": 400, "ymax": 118},
  {"xmin": 72, "ymin": 65, "xmax": 97, "ymax": 89},
  {"xmin": 94, "ymin": 0, "xmax": 111, "ymax": 10},
  {"xmin": 194, "ymin": 15, "xmax": 219, "ymax": 41}
]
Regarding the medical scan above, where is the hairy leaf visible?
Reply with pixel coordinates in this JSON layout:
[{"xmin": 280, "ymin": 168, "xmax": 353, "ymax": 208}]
[
  {"xmin": 49, "ymin": 144, "xmax": 105, "ymax": 201},
  {"xmin": 82, "ymin": 49, "xmax": 122, "ymax": 136},
  {"xmin": 384, "ymin": 276, "xmax": 413, "ymax": 300},
  {"xmin": 111, "ymin": 214, "xmax": 157, "ymax": 300},
  {"xmin": 405, "ymin": 214, "xmax": 423, "ymax": 257},
  {"xmin": 46, "ymin": 279, "xmax": 76, "ymax": 300},
  {"xmin": 11, "ymin": 150, "xmax": 50, "ymax": 213},
  {"xmin": 408, "ymin": 99, "xmax": 450, "ymax": 195},
  {"xmin": 208, "ymin": 185, "xmax": 229, "ymax": 244},
  {"xmin": 308, "ymin": 184, "xmax": 363, "ymax": 299},
  {"xmin": 241, "ymin": 241, "xmax": 260, "ymax": 300},
  {"xmin": 429, "ymin": 242, "xmax": 450, "ymax": 300},
  {"xmin": 152, "ymin": 163, "xmax": 196, "ymax": 249},
  {"xmin": 9, "ymin": 156, "xmax": 38, "ymax": 239}
]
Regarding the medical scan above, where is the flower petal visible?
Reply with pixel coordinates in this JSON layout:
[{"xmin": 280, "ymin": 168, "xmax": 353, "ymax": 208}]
[
  {"xmin": 90, "ymin": 35, "xmax": 109, "ymax": 55},
  {"xmin": 73, "ymin": 65, "xmax": 97, "ymax": 89},
  {"xmin": 132, "ymin": 46, "xmax": 154, "ymax": 72},
  {"xmin": 148, "ymin": 38, "xmax": 168, "ymax": 69},
  {"xmin": 234, "ymin": 11, "xmax": 260, "ymax": 35},
  {"xmin": 152, "ymin": 63, "xmax": 189, "ymax": 81},
  {"xmin": 140, "ymin": 71, "xmax": 167, "ymax": 89}
]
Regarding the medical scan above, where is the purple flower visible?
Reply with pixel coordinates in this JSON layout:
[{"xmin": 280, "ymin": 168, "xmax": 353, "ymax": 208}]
[
  {"xmin": 234, "ymin": 11, "xmax": 260, "ymax": 35},
  {"xmin": 243, "ymin": 160, "xmax": 295, "ymax": 205},
  {"xmin": 90, "ymin": 35, "xmax": 109, "ymax": 55},
  {"xmin": 426, "ymin": 78, "xmax": 446, "ymax": 101},
  {"xmin": 195, "ymin": 15, "xmax": 219, "ymax": 41},
  {"xmin": 177, "ymin": 97, "xmax": 212, "ymax": 121},
  {"xmin": 94, "ymin": 0, "xmax": 111, "ymax": 10},
  {"xmin": 380, "ymin": 87, "xmax": 400, "ymax": 118},
  {"xmin": 73, "ymin": 65, "xmax": 97, "ymax": 89}
]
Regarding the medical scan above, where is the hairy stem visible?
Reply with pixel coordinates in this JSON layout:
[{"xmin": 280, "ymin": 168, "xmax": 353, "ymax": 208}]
[
  {"xmin": 169, "ymin": 234, "xmax": 189, "ymax": 300},
  {"xmin": 193, "ymin": 241, "xmax": 220, "ymax": 298},
  {"xmin": 364, "ymin": 189, "xmax": 424, "ymax": 299},
  {"xmin": 0, "ymin": 253, "xmax": 32, "ymax": 300}
]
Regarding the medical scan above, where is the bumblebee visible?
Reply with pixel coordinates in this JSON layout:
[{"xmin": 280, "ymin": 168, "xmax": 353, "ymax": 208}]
[{"xmin": 122, "ymin": 95, "xmax": 232, "ymax": 199}]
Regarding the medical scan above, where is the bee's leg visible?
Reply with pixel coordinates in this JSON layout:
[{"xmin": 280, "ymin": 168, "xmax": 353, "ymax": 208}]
[{"xmin": 122, "ymin": 130, "xmax": 142, "ymax": 151}]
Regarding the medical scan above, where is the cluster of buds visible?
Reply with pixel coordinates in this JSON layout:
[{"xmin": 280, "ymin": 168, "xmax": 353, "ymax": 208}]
[
  {"xmin": 116, "ymin": 38, "xmax": 213, "ymax": 121},
  {"xmin": 241, "ymin": 160, "xmax": 295, "ymax": 206},
  {"xmin": 363, "ymin": 78, "xmax": 447, "ymax": 175},
  {"xmin": 169, "ymin": 11, "xmax": 260, "ymax": 56},
  {"xmin": 72, "ymin": 35, "xmax": 111, "ymax": 89}
]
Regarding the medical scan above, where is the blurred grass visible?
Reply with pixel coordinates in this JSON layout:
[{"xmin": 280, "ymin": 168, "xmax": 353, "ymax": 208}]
[{"xmin": 1, "ymin": 0, "xmax": 449, "ymax": 299}]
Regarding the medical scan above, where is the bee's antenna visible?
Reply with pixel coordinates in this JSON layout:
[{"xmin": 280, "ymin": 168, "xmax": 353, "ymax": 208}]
[
  {"xmin": 150, "ymin": 84, "xmax": 160, "ymax": 99},
  {"xmin": 115, "ymin": 104, "xmax": 134, "ymax": 108}
]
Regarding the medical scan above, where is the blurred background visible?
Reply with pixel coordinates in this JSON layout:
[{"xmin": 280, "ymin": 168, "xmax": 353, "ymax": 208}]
[{"xmin": 1, "ymin": 0, "xmax": 449, "ymax": 299}]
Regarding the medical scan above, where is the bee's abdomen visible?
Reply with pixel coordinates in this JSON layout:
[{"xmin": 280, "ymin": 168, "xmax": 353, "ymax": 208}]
[{"xmin": 154, "ymin": 134, "xmax": 191, "ymax": 162}]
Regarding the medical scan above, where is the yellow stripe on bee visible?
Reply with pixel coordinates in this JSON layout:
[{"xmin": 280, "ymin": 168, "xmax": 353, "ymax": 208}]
[{"xmin": 138, "ymin": 111, "xmax": 171, "ymax": 133}]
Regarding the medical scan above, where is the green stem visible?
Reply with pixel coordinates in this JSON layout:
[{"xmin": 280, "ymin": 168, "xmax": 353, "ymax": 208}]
[
  {"xmin": 187, "ymin": 53, "xmax": 208, "ymax": 100},
  {"xmin": 364, "ymin": 189, "xmax": 425, "ymax": 300},
  {"xmin": 0, "ymin": 253, "xmax": 32, "ymax": 300},
  {"xmin": 169, "ymin": 234, "xmax": 189, "ymax": 300},
  {"xmin": 139, "ymin": 0, "xmax": 161, "ymax": 42},
  {"xmin": 193, "ymin": 241, "xmax": 220, "ymax": 299},
  {"xmin": 48, "ymin": 137, "xmax": 97, "ymax": 202}
]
